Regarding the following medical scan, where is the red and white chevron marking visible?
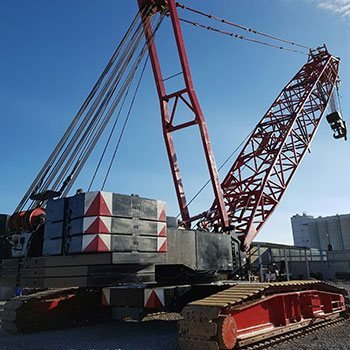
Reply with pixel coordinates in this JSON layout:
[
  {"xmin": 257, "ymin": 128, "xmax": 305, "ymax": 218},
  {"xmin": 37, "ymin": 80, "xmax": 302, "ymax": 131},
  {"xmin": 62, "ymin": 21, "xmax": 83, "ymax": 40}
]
[
  {"xmin": 157, "ymin": 222, "xmax": 167, "ymax": 237},
  {"xmin": 157, "ymin": 222, "xmax": 167, "ymax": 252},
  {"xmin": 144, "ymin": 288, "xmax": 165, "ymax": 308},
  {"xmin": 157, "ymin": 201, "xmax": 166, "ymax": 222},
  {"xmin": 82, "ymin": 234, "xmax": 111, "ymax": 252},
  {"xmin": 83, "ymin": 216, "xmax": 112, "ymax": 234},
  {"xmin": 101, "ymin": 288, "xmax": 111, "ymax": 306},
  {"xmin": 84, "ymin": 192, "xmax": 113, "ymax": 217}
]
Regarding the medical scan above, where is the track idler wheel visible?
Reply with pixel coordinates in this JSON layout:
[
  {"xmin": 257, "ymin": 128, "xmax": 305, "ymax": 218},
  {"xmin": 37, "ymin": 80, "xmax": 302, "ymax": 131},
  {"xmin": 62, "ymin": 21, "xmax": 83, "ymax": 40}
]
[{"xmin": 216, "ymin": 315, "xmax": 237, "ymax": 349}]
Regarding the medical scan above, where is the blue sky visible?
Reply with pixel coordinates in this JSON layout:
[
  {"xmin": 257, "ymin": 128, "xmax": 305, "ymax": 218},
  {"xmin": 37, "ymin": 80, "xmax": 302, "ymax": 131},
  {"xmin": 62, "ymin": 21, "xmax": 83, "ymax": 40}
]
[{"xmin": 1, "ymin": 0, "xmax": 349, "ymax": 244}]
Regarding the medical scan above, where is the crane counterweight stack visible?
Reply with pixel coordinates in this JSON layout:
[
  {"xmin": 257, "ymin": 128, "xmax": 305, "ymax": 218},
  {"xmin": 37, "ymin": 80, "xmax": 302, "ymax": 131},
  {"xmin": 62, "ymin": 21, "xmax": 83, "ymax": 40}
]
[{"xmin": 0, "ymin": 1, "xmax": 348, "ymax": 349}]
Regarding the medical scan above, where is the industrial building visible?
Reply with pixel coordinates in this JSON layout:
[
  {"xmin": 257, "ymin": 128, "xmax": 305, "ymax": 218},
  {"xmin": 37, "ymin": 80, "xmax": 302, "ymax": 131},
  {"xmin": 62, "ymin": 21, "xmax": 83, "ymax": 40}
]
[
  {"xmin": 291, "ymin": 213, "xmax": 350, "ymax": 250},
  {"xmin": 250, "ymin": 242, "xmax": 350, "ymax": 281}
]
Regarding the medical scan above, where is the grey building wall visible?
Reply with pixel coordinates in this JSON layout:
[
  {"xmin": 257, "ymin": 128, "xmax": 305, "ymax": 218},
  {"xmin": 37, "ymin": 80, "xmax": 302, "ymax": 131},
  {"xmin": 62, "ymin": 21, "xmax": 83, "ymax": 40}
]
[
  {"xmin": 250, "ymin": 242, "xmax": 329, "ymax": 281},
  {"xmin": 251, "ymin": 242, "xmax": 350, "ymax": 281},
  {"xmin": 291, "ymin": 213, "xmax": 350, "ymax": 250},
  {"xmin": 290, "ymin": 213, "xmax": 314, "ymax": 247}
]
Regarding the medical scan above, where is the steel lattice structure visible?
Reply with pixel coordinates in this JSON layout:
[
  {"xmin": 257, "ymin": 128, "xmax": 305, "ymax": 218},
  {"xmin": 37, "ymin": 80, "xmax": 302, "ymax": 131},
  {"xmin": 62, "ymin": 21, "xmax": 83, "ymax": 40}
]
[
  {"xmin": 200, "ymin": 46, "xmax": 340, "ymax": 249},
  {"xmin": 139, "ymin": 1, "xmax": 341, "ymax": 250}
]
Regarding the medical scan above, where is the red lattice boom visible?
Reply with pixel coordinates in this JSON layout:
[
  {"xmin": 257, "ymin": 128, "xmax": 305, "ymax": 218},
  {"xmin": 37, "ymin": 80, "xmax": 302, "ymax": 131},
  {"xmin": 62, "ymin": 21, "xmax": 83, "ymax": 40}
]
[{"xmin": 201, "ymin": 46, "xmax": 340, "ymax": 250}]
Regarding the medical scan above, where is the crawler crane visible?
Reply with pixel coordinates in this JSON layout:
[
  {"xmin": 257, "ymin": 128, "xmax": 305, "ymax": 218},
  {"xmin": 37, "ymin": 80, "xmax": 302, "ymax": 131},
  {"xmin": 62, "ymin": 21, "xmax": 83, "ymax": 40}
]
[{"xmin": 0, "ymin": 1, "xmax": 348, "ymax": 349}]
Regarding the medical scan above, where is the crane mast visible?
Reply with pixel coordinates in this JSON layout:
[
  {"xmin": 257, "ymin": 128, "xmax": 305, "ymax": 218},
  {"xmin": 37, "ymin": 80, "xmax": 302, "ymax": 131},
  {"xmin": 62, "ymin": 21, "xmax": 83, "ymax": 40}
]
[{"xmin": 138, "ymin": 0, "xmax": 230, "ymax": 229}]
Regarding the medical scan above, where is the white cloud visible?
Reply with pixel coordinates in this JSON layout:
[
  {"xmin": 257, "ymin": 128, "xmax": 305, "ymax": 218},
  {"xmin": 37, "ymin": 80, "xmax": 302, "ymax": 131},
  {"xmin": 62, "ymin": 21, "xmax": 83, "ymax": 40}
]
[{"xmin": 317, "ymin": 0, "xmax": 350, "ymax": 18}]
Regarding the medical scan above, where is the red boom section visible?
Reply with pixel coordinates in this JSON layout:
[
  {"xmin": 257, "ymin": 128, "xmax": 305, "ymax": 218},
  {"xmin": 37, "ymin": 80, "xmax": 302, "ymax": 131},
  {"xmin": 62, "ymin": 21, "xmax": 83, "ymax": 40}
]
[
  {"xmin": 138, "ymin": 0, "xmax": 229, "ymax": 229},
  {"xmin": 201, "ymin": 46, "xmax": 340, "ymax": 249}
]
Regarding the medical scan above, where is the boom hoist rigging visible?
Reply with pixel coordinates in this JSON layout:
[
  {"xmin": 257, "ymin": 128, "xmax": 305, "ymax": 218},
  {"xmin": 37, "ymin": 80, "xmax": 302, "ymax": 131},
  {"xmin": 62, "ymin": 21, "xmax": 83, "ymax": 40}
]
[
  {"xmin": 9, "ymin": 1, "xmax": 346, "ymax": 243},
  {"xmin": 1, "ymin": 1, "xmax": 348, "ymax": 349}
]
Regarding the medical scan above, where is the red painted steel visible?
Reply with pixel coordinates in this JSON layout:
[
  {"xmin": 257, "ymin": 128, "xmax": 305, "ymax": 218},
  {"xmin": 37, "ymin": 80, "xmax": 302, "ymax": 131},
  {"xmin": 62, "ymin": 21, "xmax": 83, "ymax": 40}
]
[
  {"xmin": 200, "ymin": 46, "xmax": 340, "ymax": 249},
  {"xmin": 138, "ymin": 0, "xmax": 229, "ymax": 229},
  {"xmin": 139, "ymin": 4, "xmax": 340, "ymax": 249},
  {"xmin": 8, "ymin": 208, "xmax": 46, "ymax": 232},
  {"xmin": 220, "ymin": 289, "xmax": 345, "ymax": 347},
  {"xmin": 220, "ymin": 315, "xmax": 238, "ymax": 349}
]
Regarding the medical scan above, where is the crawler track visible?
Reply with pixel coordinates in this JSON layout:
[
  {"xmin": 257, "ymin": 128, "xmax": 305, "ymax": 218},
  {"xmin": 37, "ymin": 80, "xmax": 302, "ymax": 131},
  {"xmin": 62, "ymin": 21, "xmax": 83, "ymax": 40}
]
[
  {"xmin": 242, "ymin": 317, "xmax": 345, "ymax": 350},
  {"xmin": 0, "ymin": 288, "xmax": 110, "ymax": 334},
  {"xmin": 179, "ymin": 281, "xmax": 349, "ymax": 350}
]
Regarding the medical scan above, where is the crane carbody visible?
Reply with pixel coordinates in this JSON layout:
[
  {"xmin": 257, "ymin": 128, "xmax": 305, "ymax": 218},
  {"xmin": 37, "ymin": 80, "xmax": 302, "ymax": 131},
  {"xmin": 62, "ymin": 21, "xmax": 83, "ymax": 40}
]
[{"xmin": 0, "ymin": 1, "xmax": 348, "ymax": 348}]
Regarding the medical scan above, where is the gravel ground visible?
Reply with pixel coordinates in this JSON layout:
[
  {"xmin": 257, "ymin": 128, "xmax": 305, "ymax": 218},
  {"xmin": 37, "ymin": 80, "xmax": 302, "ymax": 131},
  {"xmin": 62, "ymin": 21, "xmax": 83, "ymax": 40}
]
[
  {"xmin": 273, "ymin": 320, "xmax": 350, "ymax": 350},
  {"xmin": 0, "ymin": 282, "xmax": 349, "ymax": 350},
  {"xmin": 0, "ymin": 320, "xmax": 180, "ymax": 350},
  {"xmin": 0, "ymin": 318, "xmax": 349, "ymax": 350}
]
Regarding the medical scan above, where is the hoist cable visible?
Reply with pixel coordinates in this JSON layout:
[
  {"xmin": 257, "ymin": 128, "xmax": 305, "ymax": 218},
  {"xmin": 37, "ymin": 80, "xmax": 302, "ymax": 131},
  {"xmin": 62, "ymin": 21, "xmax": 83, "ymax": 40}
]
[
  {"xmin": 336, "ymin": 84, "xmax": 344, "ymax": 116},
  {"xmin": 101, "ymin": 55, "xmax": 150, "ymax": 190},
  {"xmin": 33, "ymin": 6, "xmax": 157, "ymax": 205},
  {"xmin": 38, "ymin": 13, "xmax": 149, "ymax": 198},
  {"xmin": 50, "ymin": 22, "xmax": 148, "ymax": 194},
  {"xmin": 178, "ymin": 17, "xmax": 308, "ymax": 55},
  {"xmin": 65, "ymin": 14, "xmax": 162, "ymax": 195},
  {"xmin": 177, "ymin": 2, "xmax": 311, "ymax": 50},
  {"xmin": 87, "ymin": 88, "xmax": 130, "ymax": 192},
  {"xmin": 62, "ymin": 13, "xmax": 165, "ymax": 197},
  {"xmin": 19, "ymin": 7, "xmax": 148, "ymax": 212},
  {"xmin": 163, "ymin": 71, "xmax": 183, "ymax": 82}
]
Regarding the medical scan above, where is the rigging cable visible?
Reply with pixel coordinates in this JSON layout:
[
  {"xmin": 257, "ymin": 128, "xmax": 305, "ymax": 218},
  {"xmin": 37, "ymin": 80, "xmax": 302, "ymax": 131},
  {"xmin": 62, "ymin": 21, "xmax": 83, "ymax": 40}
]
[
  {"xmin": 87, "ymin": 88, "xmax": 130, "ymax": 192},
  {"xmin": 176, "ymin": 129, "xmax": 254, "ymax": 219},
  {"xmin": 29, "ymin": 5, "xmax": 161, "ymax": 207},
  {"xmin": 62, "ymin": 12, "xmax": 166, "ymax": 196},
  {"xmin": 18, "ymin": 7, "xmax": 148, "ymax": 212},
  {"xmin": 51, "ymin": 22, "xmax": 148, "ymax": 194},
  {"xmin": 38, "ymin": 11, "xmax": 150, "ymax": 197},
  {"xmin": 178, "ymin": 18, "xmax": 308, "ymax": 55},
  {"xmin": 176, "ymin": 2, "xmax": 311, "ymax": 50},
  {"xmin": 101, "ymin": 55, "xmax": 150, "ymax": 190}
]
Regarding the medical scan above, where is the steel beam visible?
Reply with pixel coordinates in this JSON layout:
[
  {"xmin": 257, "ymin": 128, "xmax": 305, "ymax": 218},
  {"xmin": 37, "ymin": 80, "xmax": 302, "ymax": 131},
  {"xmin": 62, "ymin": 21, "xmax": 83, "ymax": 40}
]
[{"xmin": 138, "ymin": 0, "xmax": 229, "ymax": 229}]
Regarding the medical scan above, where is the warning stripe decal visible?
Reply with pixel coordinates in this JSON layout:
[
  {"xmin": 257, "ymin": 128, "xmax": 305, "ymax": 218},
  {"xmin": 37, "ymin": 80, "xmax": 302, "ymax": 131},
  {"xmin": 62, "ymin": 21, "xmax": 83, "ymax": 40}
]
[
  {"xmin": 83, "ymin": 216, "xmax": 112, "ymax": 234},
  {"xmin": 82, "ymin": 234, "xmax": 111, "ymax": 252},
  {"xmin": 157, "ymin": 237, "xmax": 167, "ymax": 252},
  {"xmin": 144, "ymin": 288, "xmax": 165, "ymax": 308},
  {"xmin": 101, "ymin": 288, "xmax": 111, "ymax": 306},
  {"xmin": 157, "ymin": 222, "xmax": 167, "ymax": 237},
  {"xmin": 84, "ymin": 192, "xmax": 113, "ymax": 217},
  {"xmin": 157, "ymin": 201, "xmax": 167, "ymax": 222}
]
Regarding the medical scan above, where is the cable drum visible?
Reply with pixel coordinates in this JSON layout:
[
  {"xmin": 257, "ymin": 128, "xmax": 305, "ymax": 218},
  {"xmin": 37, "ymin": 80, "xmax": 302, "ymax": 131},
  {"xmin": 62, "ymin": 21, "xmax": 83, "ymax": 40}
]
[{"xmin": 8, "ymin": 208, "xmax": 46, "ymax": 233}]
